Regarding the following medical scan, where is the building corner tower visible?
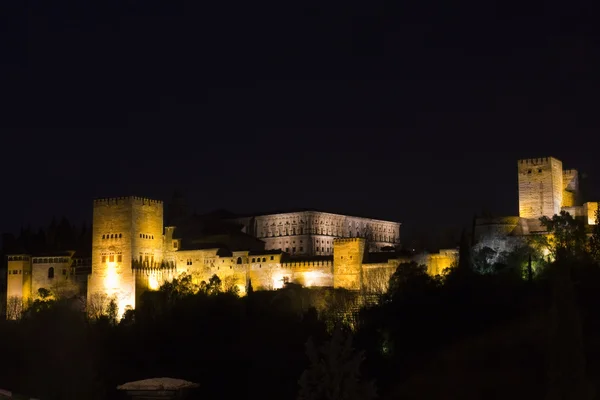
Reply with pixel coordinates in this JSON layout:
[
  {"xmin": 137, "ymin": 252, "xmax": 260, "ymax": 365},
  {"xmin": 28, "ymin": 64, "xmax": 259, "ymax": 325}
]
[{"xmin": 87, "ymin": 196, "xmax": 164, "ymax": 318}]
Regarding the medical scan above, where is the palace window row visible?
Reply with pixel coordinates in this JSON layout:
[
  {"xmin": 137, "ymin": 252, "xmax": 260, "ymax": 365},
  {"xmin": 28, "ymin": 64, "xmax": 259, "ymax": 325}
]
[
  {"xmin": 33, "ymin": 257, "xmax": 69, "ymax": 264},
  {"xmin": 140, "ymin": 234, "xmax": 154, "ymax": 239},
  {"xmin": 101, "ymin": 253, "xmax": 123, "ymax": 263},
  {"xmin": 102, "ymin": 233, "xmax": 122, "ymax": 239},
  {"xmin": 7, "ymin": 256, "xmax": 30, "ymax": 261}
]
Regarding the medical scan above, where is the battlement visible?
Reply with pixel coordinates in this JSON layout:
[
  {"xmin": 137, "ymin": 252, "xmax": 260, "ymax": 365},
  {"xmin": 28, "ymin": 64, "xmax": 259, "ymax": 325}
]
[
  {"xmin": 563, "ymin": 169, "xmax": 577, "ymax": 176},
  {"xmin": 281, "ymin": 260, "xmax": 333, "ymax": 269},
  {"xmin": 93, "ymin": 196, "xmax": 163, "ymax": 206},
  {"xmin": 518, "ymin": 157, "xmax": 558, "ymax": 166},
  {"xmin": 333, "ymin": 238, "xmax": 365, "ymax": 244}
]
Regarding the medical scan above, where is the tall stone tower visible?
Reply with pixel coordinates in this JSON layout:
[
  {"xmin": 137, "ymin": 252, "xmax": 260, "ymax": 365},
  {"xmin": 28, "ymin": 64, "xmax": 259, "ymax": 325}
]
[
  {"xmin": 332, "ymin": 238, "xmax": 366, "ymax": 290},
  {"xmin": 87, "ymin": 196, "xmax": 164, "ymax": 318},
  {"xmin": 518, "ymin": 157, "xmax": 563, "ymax": 219}
]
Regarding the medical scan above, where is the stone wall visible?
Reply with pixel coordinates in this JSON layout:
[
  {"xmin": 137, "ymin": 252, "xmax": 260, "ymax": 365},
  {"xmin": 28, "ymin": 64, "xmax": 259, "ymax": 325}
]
[
  {"xmin": 518, "ymin": 157, "xmax": 563, "ymax": 219},
  {"xmin": 584, "ymin": 202, "xmax": 599, "ymax": 225},
  {"xmin": 234, "ymin": 211, "xmax": 400, "ymax": 256},
  {"xmin": 88, "ymin": 196, "xmax": 164, "ymax": 318},
  {"xmin": 332, "ymin": 238, "xmax": 366, "ymax": 290},
  {"xmin": 6, "ymin": 255, "xmax": 32, "ymax": 308},
  {"xmin": 562, "ymin": 169, "xmax": 579, "ymax": 207}
]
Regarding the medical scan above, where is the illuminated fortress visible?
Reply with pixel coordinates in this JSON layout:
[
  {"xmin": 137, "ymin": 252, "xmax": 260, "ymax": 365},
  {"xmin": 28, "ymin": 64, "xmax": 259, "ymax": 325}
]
[
  {"xmin": 475, "ymin": 156, "xmax": 599, "ymax": 240},
  {"xmin": 6, "ymin": 196, "xmax": 457, "ymax": 319}
]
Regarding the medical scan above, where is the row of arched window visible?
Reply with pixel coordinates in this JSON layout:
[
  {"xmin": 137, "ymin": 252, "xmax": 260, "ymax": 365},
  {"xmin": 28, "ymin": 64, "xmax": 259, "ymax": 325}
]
[{"xmin": 102, "ymin": 233, "xmax": 122, "ymax": 239}]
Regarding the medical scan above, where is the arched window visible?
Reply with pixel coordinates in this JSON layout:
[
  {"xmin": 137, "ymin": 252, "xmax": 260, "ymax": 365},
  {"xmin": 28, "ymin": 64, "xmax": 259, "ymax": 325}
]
[
  {"xmin": 236, "ymin": 257, "xmax": 242, "ymax": 265},
  {"xmin": 48, "ymin": 267, "xmax": 54, "ymax": 279}
]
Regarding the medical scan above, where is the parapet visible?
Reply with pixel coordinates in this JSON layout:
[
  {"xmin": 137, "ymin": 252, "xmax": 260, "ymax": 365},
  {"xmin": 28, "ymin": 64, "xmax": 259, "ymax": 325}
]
[
  {"xmin": 333, "ymin": 238, "xmax": 365, "ymax": 244},
  {"xmin": 518, "ymin": 157, "xmax": 557, "ymax": 166},
  {"xmin": 93, "ymin": 196, "xmax": 163, "ymax": 207},
  {"xmin": 281, "ymin": 260, "xmax": 333, "ymax": 269}
]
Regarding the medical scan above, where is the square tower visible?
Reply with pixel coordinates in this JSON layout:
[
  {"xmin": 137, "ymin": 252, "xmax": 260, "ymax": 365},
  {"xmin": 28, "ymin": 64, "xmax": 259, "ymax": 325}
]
[
  {"xmin": 87, "ymin": 196, "xmax": 164, "ymax": 318},
  {"xmin": 518, "ymin": 157, "xmax": 563, "ymax": 219},
  {"xmin": 332, "ymin": 238, "xmax": 366, "ymax": 290},
  {"xmin": 6, "ymin": 255, "xmax": 32, "ymax": 319}
]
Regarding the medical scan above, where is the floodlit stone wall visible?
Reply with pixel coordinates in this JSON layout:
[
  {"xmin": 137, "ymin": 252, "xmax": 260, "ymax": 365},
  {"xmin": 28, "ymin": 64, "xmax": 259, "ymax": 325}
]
[{"xmin": 518, "ymin": 157, "xmax": 563, "ymax": 219}]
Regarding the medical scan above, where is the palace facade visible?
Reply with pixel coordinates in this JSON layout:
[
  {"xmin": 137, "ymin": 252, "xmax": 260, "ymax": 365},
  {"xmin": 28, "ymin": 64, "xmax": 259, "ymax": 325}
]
[{"xmin": 6, "ymin": 197, "xmax": 456, "ymax": 319}]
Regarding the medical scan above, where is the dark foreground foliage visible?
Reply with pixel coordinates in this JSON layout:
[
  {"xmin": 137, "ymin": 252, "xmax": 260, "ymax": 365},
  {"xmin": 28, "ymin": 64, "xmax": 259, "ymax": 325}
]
[{"xmin": 3, "ymin": 212, "xmax": 600, "ymax": 399}]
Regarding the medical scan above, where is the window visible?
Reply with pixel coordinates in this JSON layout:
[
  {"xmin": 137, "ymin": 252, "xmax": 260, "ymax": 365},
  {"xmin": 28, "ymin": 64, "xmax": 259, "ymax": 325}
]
[
  {"xmin": 109, "ymin": 255, "xmax": 115, "ymax": 262},
  {"xmin": 252, "ymin": 258, "xmax": 256, "ymax": 262},
  {"xmin": 48, "ymin": 267, "xmax": 54, "ymax": 279},
  {"xmin": 102, "ymin": 255, "xmax": 107, "ymax": 263},
  {"xmin": 173, "ymin": 241, "xmax": 178, "ymax": 249},
  {"xmin": 262, "ymin": 257, "xmax": 266, "ymax": 262},
  {"xmin": 285, "ymin": 248, "xmax": 289, "ymax": 253},
  {"xmin": 237, "ymin": 257, "xmax": 242, "ymax": 264},
  {"xmin": 300, "ymin": 247, "xmax": 304, "ymax": 252},
  {"xmin": 270, "ymin": 256, "xmax": 274, "ymax": 260},
  {"xmin": 117, "ymin": 254, "xmax": 122, "ymax": 262}
]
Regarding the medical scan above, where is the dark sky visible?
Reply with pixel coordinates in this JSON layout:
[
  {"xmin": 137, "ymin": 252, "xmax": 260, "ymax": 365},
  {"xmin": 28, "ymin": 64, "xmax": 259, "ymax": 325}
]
[{"xmin": 0, "ymin": 0, "xmax": 598, "ymax": 248}]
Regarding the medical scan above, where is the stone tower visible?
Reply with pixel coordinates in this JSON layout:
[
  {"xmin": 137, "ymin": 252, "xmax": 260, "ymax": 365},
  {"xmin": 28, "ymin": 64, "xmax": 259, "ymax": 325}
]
[
  {"xmin": 518, "ymin": 157, "xmax": 564, "ymax": 219},
  {"xmin": 332, "ymin": 238, "xmax": 366, "ymax": 290},
  {"xmin": 6, "ymin": 255, "xmax": 32, "ymax": 317},
  {"xmin": 87, "ymin": 196, "xmax": 164, "ymax": 318}
]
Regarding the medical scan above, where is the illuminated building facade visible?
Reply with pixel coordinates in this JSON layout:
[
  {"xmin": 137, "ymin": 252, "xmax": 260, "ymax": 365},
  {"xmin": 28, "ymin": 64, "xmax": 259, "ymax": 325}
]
[
  {"xmin": 475, "ymin": 156, "xmax": 599, "ymax": 241},
  {"xmin": 6, "ymin": 196, "xmax": 456, "ymax": 319}
]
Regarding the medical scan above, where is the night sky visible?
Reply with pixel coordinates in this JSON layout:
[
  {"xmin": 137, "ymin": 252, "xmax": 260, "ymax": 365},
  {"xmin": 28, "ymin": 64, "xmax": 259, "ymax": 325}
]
[{"xmin": 0, "ymin": 0, "xmax": 598, "ymax": 248}]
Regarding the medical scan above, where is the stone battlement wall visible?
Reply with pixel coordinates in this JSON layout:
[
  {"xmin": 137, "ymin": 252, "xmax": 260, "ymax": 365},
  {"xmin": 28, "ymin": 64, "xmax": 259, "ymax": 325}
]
[
  {"xmin": 281, "ymin": 260, "xmax": 333, "ymax": 269},
  {"xmin": 93, "ymin": 196, "xmax": 163, "ymax": 206},
  {"xmin": 518, "ymin": 157, "xmax": 555, "ymax": 166}
]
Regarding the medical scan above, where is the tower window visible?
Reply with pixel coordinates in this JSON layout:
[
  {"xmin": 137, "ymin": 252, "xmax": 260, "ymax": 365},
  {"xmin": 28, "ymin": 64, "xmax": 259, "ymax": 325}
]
[{"xmin": 48, "ymin": 267, "xmax": 54, "ymax": 279}]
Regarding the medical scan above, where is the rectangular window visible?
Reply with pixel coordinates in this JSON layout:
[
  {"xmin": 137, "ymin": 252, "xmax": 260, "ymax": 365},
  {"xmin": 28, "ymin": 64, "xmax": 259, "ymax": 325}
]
[
  {"xmin": 300, "ymin": 247, "xmax": 304, "ymax": 251},
  {"xmin": 117, "ymin": 254, "xmax": 122, "ymax": 262},
  {"xmin": 102, "ymin": 256, "xmax": 107, "ymax": 263},
  {"xmin": 109, "ymin": 255, "xmax": 115, "ymax": 262},
  {"xmin": 292, "ymin": 247, "xmax": 296, "ymax": 253},
  {"xmin": 173, "ymin": 241, "xmax": 178, "ymax": 249}
]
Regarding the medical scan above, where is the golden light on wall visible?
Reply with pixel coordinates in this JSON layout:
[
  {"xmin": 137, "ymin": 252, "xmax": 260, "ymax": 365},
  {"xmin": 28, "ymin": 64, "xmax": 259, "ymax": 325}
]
[
  {"xmin": 148, "ymin": 274, "xmax": 160, "ymax": 291},
  {"xmin": 104, "ymin": 262, "xmax": 119, "ymax": 290},
  {"xmin": 272, "ymin": 273, "xmax": 285, "ymax": 290}
]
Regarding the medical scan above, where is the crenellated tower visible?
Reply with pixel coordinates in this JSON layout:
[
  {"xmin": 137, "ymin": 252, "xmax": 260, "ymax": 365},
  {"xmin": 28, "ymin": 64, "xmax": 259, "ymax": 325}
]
[
  {"xmin": 87, "ymin": 196, "xmax": 164, "ymax": 318},
  {"xmin": 518, "ymin": 157, "xmax": 563, "ymax": 219},
  {"xmin": 332, "ymin": 238, "xmax": 366, "ymax": 290}
]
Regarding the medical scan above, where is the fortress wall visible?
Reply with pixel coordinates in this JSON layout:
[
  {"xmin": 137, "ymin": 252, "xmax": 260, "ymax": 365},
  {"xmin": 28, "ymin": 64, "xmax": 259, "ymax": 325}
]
[{"xmin": 518, "ymin": 157, "xmax": 563, "ymax": 218}]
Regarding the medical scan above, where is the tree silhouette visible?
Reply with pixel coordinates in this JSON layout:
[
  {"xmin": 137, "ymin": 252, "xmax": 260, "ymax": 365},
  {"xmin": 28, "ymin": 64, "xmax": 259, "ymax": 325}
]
[{"xmin": 297, "ymin": 328, "xmax": 376, "ymax": 400}]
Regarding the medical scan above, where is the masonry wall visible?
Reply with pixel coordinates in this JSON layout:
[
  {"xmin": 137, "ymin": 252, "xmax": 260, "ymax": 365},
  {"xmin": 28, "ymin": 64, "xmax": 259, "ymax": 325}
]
[
  {"xmin": 88, "ymin": 196, "xmax": 164, "ymax": 318},
  {"xmin": 332, "ymin": 238, "xmax": 366, "ymax": 290},
  {"xmin": 6, "ymin": 256, "xmax": 32, "ymax": 302},
  {"xmin": 518, "ymin": 157, "xmax": 563, "ymax": 219}
]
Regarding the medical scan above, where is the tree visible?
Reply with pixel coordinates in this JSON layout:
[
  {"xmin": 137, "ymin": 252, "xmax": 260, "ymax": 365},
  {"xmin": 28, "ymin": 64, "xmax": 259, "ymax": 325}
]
[
  {"xmin": 223, "ymin": 275, "xmax": 240, "ymax": 295},
  {"xmin": 204, "ymin": 274, "xmax": 222, "ymax": 296},
  {"xmin": 87, "ymin": 293, "xmax": 110, "ymax": 320},
  {"xmin": 539, "ymin": 211, "xmax": 588, "ymax": 261},
  {"xmin": 246, "ymin": 278, "xmax": 254, "ymax": 295},
  {"xmin": 297, "ymin": 328, "xmax": 376, "ymax": 400},
  {"xmin": 545, "ymin": 259, "xmax": 594, "ymax": 400},
  {"xmin": 384, "ymin": 261, "xmax": 438, "ymax": 303},
  {"xmin": 588, "ymin": 206, "xmax": 600, "ymax": 263},
  {"xmin": 6, "ymin": 296, "xmax": 24, "ymax": 320}
]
